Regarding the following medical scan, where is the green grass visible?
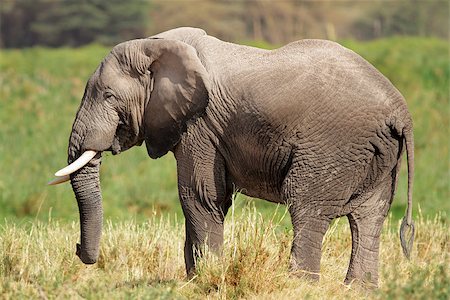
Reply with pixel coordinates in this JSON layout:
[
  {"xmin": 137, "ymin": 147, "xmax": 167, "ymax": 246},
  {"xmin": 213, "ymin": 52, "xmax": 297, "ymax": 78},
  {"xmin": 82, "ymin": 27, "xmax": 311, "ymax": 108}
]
[
  {"xmin": 0, "ymin": 37, "xmax": 448, "ymax": 223},
  {"xmin": 0, "ymin": 45, "xmax": 179, "ymax": 222}
]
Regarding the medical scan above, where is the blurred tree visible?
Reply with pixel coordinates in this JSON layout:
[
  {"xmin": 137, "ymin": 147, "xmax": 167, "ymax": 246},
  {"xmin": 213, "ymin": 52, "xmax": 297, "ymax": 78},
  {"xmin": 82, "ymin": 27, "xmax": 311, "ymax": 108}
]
[
  {"xmin": 149, "ymin": 0, "xmax": 247, "ymax": 42},
  {"xmin": 242, "ymin": 1, "xmax": 343, "ymax": 43},
  {"xmin": 149, "ymin": 1, "xmax": 345, "ymax": 44},
  {"xmin": 351, "ymin": 0, "xmax": 449, "ymax": 40},
  {"xmin": 0, "ymin": 0, "xmax": 149, "ymax": 47},
  {"xmin": 0, "ymin": 0, "xmax": 41, "ymax": 48},
  {"xmin": 1, "ymin": 0, "xmax": 448, "ymax": 48}
]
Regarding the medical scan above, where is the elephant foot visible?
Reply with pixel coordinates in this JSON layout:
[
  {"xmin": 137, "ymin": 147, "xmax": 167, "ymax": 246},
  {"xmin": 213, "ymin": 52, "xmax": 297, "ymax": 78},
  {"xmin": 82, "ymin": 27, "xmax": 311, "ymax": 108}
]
[
  {"xmin": 289, "ymin": 258, "xmax": 321, "ymax": 282},
  {"xmin": 290, "ymin": 269, "xmax": 321, "ymax": 282},
  {"xmin": 344, "ymin": 273, "xmax": 378, "ymax": 289}
]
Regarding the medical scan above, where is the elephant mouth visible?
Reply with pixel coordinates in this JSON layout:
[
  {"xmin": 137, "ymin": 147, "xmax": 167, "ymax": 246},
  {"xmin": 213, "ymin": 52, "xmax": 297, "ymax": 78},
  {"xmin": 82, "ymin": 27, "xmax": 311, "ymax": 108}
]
[
  {"xmin": 108, "ymin": 120, "xmax": 144, "ymax": 155},
  {"xmin": 109, "ymin": 137, "xmax": 122, "ymax": 155},
  {"xmin": 108, "ymin": 134, "xmax": 143, "ymax": 155}
]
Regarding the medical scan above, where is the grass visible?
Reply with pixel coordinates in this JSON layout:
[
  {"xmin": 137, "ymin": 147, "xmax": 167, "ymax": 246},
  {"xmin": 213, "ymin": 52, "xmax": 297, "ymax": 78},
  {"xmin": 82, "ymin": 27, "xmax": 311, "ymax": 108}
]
[{"xmin": 0, "ymin": 204, "xmax": 448, "ymax": 299}]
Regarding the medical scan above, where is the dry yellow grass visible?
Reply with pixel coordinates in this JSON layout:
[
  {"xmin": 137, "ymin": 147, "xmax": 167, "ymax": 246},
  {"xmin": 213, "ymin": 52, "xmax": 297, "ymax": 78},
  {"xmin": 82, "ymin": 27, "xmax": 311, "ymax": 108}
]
[{"xmin": 1, "ymin": 205, "xmax": 448, "ymax": 299}]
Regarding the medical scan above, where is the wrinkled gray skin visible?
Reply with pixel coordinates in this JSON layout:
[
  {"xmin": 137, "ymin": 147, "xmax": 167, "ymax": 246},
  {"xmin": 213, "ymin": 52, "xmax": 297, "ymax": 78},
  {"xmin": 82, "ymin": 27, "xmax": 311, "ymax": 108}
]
[{"xmin": 67, "ymin": 27, "xmax": 414, "ymax": 286}]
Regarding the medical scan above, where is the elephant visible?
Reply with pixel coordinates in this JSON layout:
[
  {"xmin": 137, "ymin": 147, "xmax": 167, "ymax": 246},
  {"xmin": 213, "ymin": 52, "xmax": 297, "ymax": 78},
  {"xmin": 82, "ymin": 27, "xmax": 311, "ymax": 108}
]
[{"xmin": 49, "ymin": 27, "xmax": 415, "ymax": 286}]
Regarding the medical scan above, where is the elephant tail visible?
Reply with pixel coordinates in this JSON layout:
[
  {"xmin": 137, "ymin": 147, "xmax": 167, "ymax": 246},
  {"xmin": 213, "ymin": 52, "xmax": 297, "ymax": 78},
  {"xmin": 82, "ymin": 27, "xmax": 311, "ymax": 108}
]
[{"xmin": 399, "ymin": 121, "xmax": 415, "ymax": 260}]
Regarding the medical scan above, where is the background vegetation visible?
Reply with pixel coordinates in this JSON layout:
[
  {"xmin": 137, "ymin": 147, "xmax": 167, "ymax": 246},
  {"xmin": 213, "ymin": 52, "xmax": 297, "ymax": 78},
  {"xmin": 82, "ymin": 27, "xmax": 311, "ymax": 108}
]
[
  {"xmin": 1, "ymin": 0, "xmax": 448, "ymax": 47},
  {"xmin": 0, "ymin": 0, "xmax": 448, "ymax": 298}
]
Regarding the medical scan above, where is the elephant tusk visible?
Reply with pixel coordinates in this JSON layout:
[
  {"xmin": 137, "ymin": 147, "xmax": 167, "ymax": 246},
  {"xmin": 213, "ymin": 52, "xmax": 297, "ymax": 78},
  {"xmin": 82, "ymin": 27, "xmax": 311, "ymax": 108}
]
[
  {"xmin": 55, "ymin": 150, "xmax": 97, "ymax": 176},
  {"xmin": 47, "ymin": 175, "xmax": 70, "ymax": 185}
]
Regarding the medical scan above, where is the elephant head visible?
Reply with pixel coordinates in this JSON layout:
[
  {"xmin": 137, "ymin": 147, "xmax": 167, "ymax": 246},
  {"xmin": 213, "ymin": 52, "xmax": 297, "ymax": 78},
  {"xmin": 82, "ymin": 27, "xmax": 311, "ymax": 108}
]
[{"xmin": 49, "ymin": 38, "xmax": 210, "ymax": 264}]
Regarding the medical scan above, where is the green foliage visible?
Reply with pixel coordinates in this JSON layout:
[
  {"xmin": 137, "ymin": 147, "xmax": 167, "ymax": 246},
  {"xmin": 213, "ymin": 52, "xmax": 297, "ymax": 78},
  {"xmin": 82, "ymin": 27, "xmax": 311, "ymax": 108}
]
[{"xmin": 0, "ymin": 37, "xmax": 448, "ymax": 225}]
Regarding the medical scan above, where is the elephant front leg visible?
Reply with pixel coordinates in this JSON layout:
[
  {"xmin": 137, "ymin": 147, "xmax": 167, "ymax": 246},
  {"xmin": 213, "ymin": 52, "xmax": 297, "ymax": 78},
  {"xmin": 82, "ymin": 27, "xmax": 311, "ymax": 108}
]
[
  {"xmin": 174, "ymin": 125, "xmax": 231, "ymax": 276},
  {"xmin": 289, "ymin": 208, "xmax": 331, "ymax": 281},
  {"xmin": 180, "ymin": 185, "xmax": 230, "ymax": 276}
]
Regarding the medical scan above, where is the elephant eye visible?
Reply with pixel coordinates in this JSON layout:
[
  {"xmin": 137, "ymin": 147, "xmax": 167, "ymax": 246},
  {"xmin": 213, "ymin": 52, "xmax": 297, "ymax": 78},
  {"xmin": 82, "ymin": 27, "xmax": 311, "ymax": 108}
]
[{"xmin": 104, "ymin": 91, "xmax": 114, "ymax": 100}]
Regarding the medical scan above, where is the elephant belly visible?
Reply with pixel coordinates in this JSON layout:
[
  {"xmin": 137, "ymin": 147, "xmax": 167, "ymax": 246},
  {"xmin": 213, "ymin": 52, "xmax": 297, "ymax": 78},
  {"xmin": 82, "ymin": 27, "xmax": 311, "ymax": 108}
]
[{"xmin": 223, "ymin": 137, "xmax": 293, "ymax": 204}]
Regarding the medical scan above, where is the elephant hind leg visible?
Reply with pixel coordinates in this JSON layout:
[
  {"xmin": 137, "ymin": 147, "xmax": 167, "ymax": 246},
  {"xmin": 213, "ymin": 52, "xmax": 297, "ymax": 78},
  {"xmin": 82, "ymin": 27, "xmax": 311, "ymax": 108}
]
[{"xmin": 345, "ymin": 180, "xmax": 394, "ymax": 287}]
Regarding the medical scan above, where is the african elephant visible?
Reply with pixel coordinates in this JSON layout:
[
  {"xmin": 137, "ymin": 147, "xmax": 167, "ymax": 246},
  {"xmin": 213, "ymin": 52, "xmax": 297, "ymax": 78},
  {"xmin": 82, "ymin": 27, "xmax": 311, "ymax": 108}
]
[{"xmin": 50, "ymin": 27, "xmax": 415, "ymax": 286}]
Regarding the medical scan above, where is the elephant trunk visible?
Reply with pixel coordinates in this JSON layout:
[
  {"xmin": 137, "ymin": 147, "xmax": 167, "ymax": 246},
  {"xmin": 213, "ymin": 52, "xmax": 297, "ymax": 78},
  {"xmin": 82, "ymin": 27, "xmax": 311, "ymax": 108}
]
[{"xmin": 68, "ymin": 118, "xmax": 103, "ymax": 264}]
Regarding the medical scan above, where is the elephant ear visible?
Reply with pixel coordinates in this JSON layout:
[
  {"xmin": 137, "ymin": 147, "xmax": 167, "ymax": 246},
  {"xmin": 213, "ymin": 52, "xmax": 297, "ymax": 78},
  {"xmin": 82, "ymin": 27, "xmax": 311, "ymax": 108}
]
[{"xmin": 141, "ymin": 39, "xmax": 210, "ymax": 158}]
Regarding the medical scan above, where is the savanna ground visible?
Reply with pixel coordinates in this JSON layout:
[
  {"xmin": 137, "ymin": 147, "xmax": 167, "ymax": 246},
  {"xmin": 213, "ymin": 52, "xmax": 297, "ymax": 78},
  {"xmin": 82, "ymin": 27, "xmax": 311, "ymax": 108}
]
[{"xmin": 0, "ymin": 38, "xmax": 449, "ymax": 298}]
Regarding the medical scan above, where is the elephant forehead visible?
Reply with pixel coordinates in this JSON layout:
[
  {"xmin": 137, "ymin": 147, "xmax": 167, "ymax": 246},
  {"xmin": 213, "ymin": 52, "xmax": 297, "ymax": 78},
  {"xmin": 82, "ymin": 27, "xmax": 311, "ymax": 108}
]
[
  {"xmin": 99, "ymin": 61, "xmax": 121, "ymax": 85},
  {"xmin": 97, "ymin": 63, "xmax": 134, "ymax": 90},
  {"xmin": 101, "ymin": 73, "xmax": 143, "ymax": 100}
]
